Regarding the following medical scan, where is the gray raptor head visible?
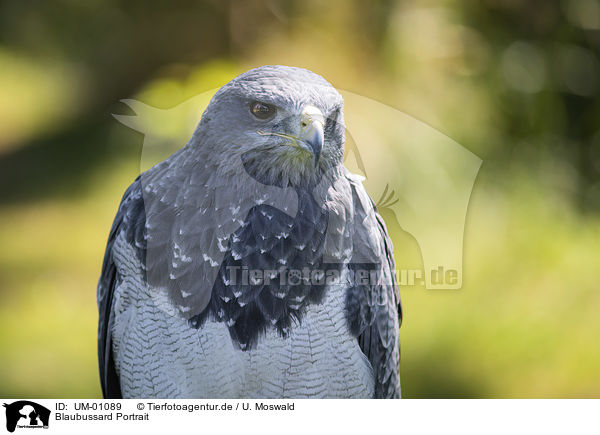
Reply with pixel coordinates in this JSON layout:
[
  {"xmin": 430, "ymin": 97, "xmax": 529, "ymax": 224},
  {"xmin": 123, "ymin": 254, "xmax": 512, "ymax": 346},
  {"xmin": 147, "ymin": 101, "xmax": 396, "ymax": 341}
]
[{"xmin": 192, "ymin": 65, "xmax": 346, "ymax": 187}]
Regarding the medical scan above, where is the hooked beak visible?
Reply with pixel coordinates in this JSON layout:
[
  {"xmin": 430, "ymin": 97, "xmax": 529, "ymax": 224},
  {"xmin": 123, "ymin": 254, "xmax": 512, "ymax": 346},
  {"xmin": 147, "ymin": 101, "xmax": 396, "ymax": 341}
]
[
  {"xmin": 256, "ymin": 105, "xmax": 325, "ymax": 167},
  {"xmin": 299, "ymin": 105, "xmax": 324, "ymax": 167}
]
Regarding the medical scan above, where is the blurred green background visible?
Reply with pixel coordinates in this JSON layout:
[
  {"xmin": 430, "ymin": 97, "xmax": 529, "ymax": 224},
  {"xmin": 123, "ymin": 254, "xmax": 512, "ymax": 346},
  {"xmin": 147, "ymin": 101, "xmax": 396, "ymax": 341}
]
[{"xmin": 1, "ymin": 0, "xmax": 599, "ymax": 398}]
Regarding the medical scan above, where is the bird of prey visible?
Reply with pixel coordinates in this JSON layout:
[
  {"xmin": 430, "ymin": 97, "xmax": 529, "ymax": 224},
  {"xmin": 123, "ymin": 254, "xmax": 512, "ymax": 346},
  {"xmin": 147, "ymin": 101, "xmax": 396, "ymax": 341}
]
[{"xmin": 98, "ymin": 65, "xmax": 402, "ymax": 399}]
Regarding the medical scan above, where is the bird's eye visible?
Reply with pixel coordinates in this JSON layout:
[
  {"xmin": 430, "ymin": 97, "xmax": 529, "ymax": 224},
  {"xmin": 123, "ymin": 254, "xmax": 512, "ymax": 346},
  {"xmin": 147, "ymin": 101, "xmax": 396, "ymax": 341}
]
[{"xmin": 250, "ymin": 101, "xmax": 276, "ymax": 120}]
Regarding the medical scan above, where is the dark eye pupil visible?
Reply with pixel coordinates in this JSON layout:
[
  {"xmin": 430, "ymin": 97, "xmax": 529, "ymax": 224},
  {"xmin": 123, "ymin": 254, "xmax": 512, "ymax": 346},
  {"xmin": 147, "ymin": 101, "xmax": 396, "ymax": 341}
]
[{"xmin": 251, "ymin": 102, "xmax": 275, "ymax": 119}]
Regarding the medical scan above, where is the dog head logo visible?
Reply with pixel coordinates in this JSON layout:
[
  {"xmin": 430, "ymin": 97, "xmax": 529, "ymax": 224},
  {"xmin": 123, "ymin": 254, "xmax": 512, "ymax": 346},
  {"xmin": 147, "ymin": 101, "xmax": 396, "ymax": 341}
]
[{"xmin": 3, "ymin": 401, "xmax": 50, "ymax": 432}]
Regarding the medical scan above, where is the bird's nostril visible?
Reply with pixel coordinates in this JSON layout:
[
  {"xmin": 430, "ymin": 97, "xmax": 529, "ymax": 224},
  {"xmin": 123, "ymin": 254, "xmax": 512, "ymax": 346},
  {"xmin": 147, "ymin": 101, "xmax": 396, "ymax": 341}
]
[{"xmin": 301, "ymin": 121, "xmax": 308, "ymax": 128}]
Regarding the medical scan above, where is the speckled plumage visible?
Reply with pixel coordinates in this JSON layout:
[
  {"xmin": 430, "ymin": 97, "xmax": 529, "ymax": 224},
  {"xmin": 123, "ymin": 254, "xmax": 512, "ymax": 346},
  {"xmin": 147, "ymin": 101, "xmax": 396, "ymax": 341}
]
[{"xmin": 98, "ymin": 65, "xmax": 401, "ymax": 399}]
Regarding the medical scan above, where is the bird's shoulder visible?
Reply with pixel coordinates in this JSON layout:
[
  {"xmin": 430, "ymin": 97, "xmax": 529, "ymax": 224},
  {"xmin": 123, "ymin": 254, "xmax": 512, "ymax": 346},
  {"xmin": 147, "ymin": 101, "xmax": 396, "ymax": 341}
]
[
  {"xmin": 97, "ymin": 176, "xmax": 147, "ymax": 399},
  {"xmin": 97, "ymin": 176, "xmax": 146, "ymax": 305},
  {"xmin": 341, "ymin": 168, "xmax": 402, "ymax": 398}
]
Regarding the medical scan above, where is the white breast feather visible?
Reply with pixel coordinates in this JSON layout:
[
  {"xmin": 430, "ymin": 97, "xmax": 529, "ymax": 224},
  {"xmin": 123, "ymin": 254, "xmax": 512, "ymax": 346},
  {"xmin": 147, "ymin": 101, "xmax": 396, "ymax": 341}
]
[{"xmin": 111, "ymin": 231, "xmax": 374, "ymax": 398}]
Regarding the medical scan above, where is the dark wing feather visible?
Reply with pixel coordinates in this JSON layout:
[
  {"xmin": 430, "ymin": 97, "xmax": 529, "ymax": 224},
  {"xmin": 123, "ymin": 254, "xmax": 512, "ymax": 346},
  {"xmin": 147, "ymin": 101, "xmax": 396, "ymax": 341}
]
[
  {"xmin": 374, "ymin": 207, "xmax": 402, "ymax": 326},
  {"xmin": 370, "ymin": 207, "xmax": 402, "ymax": 395},
  {"xmin": 346, "ymin": 176, "xmax": 402, "ymax": 398},
  {"xmin": 97, "ymin": 176, "xmax": 146, "ymax": 398}
]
